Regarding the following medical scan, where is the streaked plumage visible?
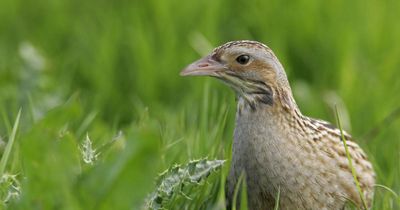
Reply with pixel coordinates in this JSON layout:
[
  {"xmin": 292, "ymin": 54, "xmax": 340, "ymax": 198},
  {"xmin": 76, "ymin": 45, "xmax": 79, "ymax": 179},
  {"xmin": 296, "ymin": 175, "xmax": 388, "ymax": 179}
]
[{"xmin": 181, "ymin": 40, "xmax": 375, "ymax": 209}]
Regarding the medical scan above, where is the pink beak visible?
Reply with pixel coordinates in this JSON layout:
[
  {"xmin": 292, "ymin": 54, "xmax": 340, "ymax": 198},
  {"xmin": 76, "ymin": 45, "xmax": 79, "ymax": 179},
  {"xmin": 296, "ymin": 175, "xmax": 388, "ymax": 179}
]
[{"xmin": 180, "ymin": 55, "xmax": 225, "ymax": 77}]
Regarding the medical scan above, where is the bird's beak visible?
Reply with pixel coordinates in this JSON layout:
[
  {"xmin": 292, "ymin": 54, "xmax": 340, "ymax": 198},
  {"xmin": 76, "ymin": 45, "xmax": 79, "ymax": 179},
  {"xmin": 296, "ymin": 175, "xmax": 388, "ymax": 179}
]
[{"xmin": 180, "ymin": 55, "xmax": 225, "ymax": 77}]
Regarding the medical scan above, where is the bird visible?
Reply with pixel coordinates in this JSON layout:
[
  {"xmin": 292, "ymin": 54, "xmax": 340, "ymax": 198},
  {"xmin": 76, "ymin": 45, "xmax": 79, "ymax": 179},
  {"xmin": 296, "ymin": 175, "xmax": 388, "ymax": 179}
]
[{"xmin": 180, "ymin": 40, "xmax": 375, "ymax": 210}]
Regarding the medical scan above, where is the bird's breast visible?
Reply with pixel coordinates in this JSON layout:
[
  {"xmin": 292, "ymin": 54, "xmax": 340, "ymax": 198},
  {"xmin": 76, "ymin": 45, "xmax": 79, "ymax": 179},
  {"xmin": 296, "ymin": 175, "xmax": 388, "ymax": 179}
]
[
  {"xmin": 231, "ymin": 106, "xmax": 295, "ymax": 201},
  {"xmin": 229, "ymin": 106, "xmax": 349, "ymax": 209}
]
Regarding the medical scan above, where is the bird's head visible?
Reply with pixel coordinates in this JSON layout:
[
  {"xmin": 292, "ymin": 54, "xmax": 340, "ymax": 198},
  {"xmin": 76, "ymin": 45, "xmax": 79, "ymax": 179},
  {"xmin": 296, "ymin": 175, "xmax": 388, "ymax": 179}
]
[{"xmin": 181, "ymin": 40, "xmax": 296, "ymax": 110}]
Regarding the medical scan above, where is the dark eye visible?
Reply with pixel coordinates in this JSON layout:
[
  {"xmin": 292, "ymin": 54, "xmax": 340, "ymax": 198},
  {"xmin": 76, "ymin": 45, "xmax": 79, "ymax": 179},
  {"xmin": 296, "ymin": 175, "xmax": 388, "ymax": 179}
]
[{"xmin": 236, "ymin": 55, "xmax": 250, "ymax": 65}]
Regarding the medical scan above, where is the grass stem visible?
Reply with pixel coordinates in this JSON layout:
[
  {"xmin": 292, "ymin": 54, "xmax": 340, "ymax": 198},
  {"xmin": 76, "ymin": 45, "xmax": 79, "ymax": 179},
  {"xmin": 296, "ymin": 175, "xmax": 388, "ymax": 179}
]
[
  {"xmin": 335, "ymin": 106, "xmax": 368, "ymax": 209},
  {"xmin": 0, "ymin": 109, "xmax": 21, "ymax": 177}
]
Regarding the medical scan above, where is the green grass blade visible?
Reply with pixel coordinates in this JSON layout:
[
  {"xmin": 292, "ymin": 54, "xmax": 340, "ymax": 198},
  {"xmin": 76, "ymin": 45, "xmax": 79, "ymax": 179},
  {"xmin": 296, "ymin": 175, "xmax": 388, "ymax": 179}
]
[
  {"xmin": 239, "ymin": 176, "xmax": 248, "ymax": 210},
  {"xmin": 274, "ymin": 186, "xmax": 281, "ymax": 210},
  {"xmin": 76, "ymin": 111, "xmax": 98, "ymax": 138},
  {"xmin": 232, "ymin": 172, "xmax": 245, "ymax": 210},
  {"xmin": 0, "ymin": 109, "xmax": 21, "ymax": 176},
  {"xmin": 335, "ymin": 106, "xmax": 368, "ymax": 209},
  {"xmin": 1, "ymin": 107, "xmax": 12, "ymax": 134},
  {"xmin": 373, "ymin": 184, "xmax": 399, "ymax": 199}
]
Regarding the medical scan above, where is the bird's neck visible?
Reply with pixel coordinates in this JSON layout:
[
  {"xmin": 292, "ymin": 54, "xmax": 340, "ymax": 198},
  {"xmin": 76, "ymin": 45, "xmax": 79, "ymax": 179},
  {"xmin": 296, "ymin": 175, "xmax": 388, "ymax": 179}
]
[
  {"xmin": 233, "ymin": 94, "xmax": 306, "ymax": 170},
  {"xmin": 234, "ymin": 85, "xmax": 308, "ymax": 148},
  {"xmin": 236, "ymin": 85, "xmax": 301, "ymax": 118},
  {"xmin": 234, "ymin": 91, "xmax": 347, "ymax": 145},
  {"xmin": 236, "ymin": 95, "xmax": 300, "ymax": 125},
  {"xmin": 233, "ymin": 96, "xmax": 300, "ymax": 174}
]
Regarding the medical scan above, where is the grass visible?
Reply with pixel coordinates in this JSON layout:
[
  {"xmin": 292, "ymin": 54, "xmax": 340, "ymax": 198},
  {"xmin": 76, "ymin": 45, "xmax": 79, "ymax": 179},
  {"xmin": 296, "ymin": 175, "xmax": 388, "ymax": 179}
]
[
  {"xmin": 0, "ymin": 0, "xmax": 400, "ymax": 209},
  {"xmin": 0, "ymin": 109, "xmax": 21, "ymax": 177},
  {"xmin": 336, "ymin": 106, "xmax": 368, "ymax": 209},
  {"xmin": 0, "ymin": 109, "xmax": 21, "ymax": 206},
  {"xmin": 274, "ymin": 186, "xmax": 281, "ymax": 210}
]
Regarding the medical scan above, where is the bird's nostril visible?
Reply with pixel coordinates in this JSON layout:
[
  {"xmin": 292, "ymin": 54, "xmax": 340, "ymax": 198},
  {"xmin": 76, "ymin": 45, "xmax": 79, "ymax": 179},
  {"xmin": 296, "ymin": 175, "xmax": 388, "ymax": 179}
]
[{"xmin": 198, "ymin": 63, "xmax": 209, "ymax": 68}]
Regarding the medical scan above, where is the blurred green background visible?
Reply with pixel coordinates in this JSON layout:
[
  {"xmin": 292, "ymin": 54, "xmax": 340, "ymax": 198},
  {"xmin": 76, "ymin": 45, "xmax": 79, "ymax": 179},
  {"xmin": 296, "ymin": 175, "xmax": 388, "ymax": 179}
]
[{"xmin": 0, "ymin": 0, "xmax": 399, "ymax": 209}]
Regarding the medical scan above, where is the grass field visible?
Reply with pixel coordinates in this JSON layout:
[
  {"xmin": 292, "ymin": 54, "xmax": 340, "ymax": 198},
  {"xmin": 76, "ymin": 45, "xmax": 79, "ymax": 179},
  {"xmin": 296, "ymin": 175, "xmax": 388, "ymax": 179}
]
[{"xmin": 0, "ymin": 0, "xmax": 399, "ymax": 209}]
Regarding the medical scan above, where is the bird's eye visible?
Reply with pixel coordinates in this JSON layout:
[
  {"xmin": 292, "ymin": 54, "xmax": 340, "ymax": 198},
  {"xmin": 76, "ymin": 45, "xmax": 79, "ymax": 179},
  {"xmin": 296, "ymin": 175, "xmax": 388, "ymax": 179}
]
[{"xmin": 236, "ymin": 55, "xmax": 250, "ymax": 65}]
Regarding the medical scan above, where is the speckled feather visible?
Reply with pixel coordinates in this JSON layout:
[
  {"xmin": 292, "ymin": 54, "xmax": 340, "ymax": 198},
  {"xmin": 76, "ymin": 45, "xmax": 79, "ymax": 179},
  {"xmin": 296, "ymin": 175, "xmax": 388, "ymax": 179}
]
[{"xmin": 209, "ymin": 41, "xmax": 376, "ymax": 210}]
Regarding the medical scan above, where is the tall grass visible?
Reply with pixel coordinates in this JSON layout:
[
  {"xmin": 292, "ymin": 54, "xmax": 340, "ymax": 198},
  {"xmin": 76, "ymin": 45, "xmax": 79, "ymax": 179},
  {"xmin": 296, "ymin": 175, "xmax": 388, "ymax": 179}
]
[
  {"xmin": 0, "ymin": 0, "xmax": 399, "ymax": 209},
  {"xmin": 336, "ymin": 106, "xmax": 368, "ymax": 209}
]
